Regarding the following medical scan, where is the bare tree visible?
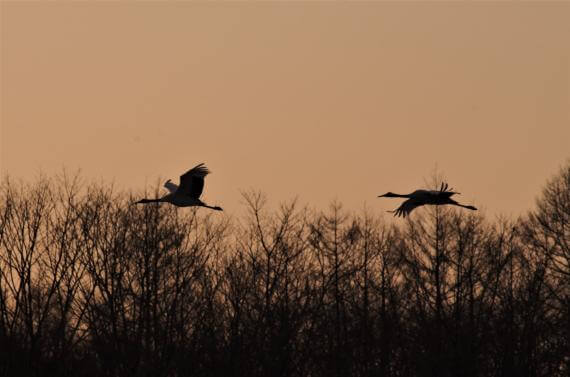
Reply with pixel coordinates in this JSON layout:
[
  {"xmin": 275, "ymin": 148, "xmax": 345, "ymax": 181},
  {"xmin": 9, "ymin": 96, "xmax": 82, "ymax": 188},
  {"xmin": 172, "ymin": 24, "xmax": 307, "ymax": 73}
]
[
  {"xmin": 0, "ymin": 174, "xmax": 92, "ymax": 376},
  {"xmin": 1, "ymin": 165, "xmax": 568, "ymax": 377},
  {"xmin": 521, "ymin": 161, "xmax": 570, "ymax": 375}
]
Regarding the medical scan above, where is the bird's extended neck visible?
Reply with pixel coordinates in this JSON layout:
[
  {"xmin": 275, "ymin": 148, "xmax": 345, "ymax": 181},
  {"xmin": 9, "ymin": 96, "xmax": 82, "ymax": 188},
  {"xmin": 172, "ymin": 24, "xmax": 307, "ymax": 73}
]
[
  {"xmin": 378, "ymin": 192, "xmax": 410, "ymax": 198},
  {"xmin": 135, "ymin": 198, "xmax": 163, "ymax": 204}
]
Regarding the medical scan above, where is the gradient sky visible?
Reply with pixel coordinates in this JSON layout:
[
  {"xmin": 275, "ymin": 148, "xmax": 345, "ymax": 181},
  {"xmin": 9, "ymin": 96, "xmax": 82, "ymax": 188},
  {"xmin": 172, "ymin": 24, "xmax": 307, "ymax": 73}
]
[{"xmin": 1, "ymin": 2, "xmax": 569, "ymax": 218}]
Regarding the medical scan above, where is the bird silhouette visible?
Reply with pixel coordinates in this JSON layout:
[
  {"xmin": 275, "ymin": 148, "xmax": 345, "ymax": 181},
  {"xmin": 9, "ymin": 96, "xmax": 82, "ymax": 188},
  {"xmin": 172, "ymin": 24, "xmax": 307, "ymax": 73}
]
[
  {"xmin": 378, "ymin": 182, "xmax": 476, "ymax": 218},
  {"xmin": 135, "ymin": 163, "xmax": 223, "ymax": 211}
]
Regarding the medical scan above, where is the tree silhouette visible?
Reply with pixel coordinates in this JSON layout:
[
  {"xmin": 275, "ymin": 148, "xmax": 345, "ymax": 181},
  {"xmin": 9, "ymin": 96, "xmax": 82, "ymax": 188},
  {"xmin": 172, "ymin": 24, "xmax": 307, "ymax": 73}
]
[{"xmin": 1, "ymin": 162, "xmax": 569, "ymax": 377}]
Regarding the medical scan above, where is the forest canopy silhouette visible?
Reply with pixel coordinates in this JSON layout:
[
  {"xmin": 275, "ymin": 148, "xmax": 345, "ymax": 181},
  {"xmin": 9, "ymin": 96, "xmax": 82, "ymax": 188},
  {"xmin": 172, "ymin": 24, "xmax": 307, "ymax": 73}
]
[{"xmin": 0, "ymin": 162, "xmax": 569, "ymax": 377}]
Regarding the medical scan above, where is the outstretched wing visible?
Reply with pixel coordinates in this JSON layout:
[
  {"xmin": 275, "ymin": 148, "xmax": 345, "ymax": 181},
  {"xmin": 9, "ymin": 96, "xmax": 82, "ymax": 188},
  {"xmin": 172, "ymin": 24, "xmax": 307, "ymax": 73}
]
[
  {"xmin": 177, "ymin": 163, "xmax": 210, "ymax": 199},
  {"xmin": 164, "ymin": 179, "xmax": 179, "ymax": 194},
  {"xmin": 437, "ymin": 181, "xmax": 459, "ymax": 198},
  {"xmin": 389, "ymin": 198, "xmax": 424, "ymax": 218}
]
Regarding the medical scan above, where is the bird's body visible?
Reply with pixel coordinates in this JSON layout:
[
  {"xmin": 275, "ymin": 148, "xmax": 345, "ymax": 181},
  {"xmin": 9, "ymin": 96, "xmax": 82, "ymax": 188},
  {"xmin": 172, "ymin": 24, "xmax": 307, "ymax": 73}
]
[
  {"xmin": 135, "ymin": 163, "xmax": 222, "ymax": 211},
  {"xmin": 378, "ymin": 183, "xmax": 476, "ymax": 218}
]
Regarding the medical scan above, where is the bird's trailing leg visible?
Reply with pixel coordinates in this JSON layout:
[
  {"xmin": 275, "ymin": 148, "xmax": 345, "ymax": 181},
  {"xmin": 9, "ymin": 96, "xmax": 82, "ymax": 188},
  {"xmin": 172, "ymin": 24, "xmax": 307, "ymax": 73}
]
[
  {"xmin": 448, "ymin": 198, "xmax": 477, "ymax": 211},
  {"xmin": 203, "ymin": 204, "xmax": 223, "ymax": 211}
]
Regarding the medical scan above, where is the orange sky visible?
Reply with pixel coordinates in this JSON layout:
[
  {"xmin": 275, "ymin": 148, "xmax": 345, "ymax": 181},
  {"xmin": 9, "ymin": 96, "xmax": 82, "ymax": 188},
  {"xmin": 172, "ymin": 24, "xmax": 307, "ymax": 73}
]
[{"xmin": 1, "ymin": 2, "xmax": 568, "ymax": 218}]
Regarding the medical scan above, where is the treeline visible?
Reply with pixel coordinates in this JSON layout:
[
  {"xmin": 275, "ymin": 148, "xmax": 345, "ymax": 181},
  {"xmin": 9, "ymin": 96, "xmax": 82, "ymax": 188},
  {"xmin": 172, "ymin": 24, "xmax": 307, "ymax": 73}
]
[{"xmin": 0, "ymin": 166, "xmax": 568, "ymax": 377}]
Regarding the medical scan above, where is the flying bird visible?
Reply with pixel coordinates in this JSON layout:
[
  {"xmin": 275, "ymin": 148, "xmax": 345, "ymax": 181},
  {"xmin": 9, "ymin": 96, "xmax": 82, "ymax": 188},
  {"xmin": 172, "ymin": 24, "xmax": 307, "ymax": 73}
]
[
  {"xmin": 135, "ymin": 163, "xmax": 223, "ymax": 211},
  {"xmin": 378, "ymin": 182, "xmax": 476, "ymax": 218}
]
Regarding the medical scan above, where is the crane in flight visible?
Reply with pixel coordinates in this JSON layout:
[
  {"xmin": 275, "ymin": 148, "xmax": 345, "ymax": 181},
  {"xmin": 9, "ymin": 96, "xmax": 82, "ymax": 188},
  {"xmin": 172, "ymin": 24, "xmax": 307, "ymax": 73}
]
[
  {"xmin": 378, "ymin": 182, "xmax": 476, "ymax": 218},
  {"xmin": 135, "ymin": 163, "xmax": 223, "ymax": 211}
]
